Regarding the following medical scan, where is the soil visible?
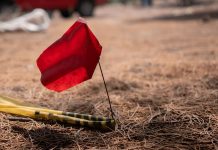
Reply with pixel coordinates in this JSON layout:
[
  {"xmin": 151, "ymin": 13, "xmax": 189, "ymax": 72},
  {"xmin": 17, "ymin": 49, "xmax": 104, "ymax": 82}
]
[{"xmin": 0, "ymin": 2, "xmax": 218, "ymax": 149}]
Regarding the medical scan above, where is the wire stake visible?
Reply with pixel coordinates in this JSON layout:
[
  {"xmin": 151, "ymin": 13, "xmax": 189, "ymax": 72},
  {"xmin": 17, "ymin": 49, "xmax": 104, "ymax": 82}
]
[{"xmin": 98, "ymin": 62, "xmax": 115, "ymax": 120}]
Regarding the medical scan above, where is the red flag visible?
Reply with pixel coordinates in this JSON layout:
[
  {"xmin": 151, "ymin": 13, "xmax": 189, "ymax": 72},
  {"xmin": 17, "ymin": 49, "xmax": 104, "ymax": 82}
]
[{"xmin": 37, "ymin": 18, "xmax": 102, "ymax": 92}]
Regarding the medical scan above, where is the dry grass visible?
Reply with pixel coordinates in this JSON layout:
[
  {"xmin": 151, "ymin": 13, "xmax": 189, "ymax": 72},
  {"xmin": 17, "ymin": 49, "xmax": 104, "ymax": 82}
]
[{"xmin": 0, "ymin": 3, "xmax": 218, "ymax": 149}]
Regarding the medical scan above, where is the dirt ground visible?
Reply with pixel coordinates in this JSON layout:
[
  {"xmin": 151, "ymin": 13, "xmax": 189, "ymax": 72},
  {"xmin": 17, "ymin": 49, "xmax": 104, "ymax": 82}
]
[{"xmin": 0, "ymin": 2, "xmax": 218, "ymax": 150}]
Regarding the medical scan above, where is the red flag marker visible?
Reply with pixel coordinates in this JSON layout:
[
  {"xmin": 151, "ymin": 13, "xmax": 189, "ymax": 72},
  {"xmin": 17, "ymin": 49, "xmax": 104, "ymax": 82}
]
[{"xmin": 37, "ymin": 18, "xmax": 102, "ymax": 92}]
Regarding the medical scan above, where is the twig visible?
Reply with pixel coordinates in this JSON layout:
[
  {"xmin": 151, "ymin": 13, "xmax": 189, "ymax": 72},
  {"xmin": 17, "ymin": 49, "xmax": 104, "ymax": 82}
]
[{"xmin": 7, "ymin": 116, "xmax": 32, "ymax": 122}]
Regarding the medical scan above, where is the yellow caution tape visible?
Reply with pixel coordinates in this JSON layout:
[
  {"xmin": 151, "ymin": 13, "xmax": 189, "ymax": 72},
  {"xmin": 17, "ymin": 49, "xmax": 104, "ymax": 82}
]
[{"xmin": 0, "ymin": 95, "xmax": 115, "ymax": 130}]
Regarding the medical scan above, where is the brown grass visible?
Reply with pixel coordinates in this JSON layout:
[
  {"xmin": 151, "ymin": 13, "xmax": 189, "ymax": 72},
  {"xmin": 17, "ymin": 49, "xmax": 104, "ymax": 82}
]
[{"xmin": 0, "ymin": 3, "xmax": 218, "ymax": 149}]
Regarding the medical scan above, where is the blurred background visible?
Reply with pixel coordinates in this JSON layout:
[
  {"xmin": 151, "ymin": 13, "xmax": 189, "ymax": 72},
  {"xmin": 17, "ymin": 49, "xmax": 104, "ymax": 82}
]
[
  {"xmin": 0, "ymin": 0, "xmax": 217, "ymax": 20},
  {"xmin": 0, "ymin": 0, "xmax": 218, "ymax": 149}
]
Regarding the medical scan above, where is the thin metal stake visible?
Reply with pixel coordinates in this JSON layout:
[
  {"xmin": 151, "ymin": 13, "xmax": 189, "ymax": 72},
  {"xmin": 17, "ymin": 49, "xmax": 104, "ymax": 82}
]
[{"xmin": 98, "ymin": 62, "xmax": 115, "ymax": 120}]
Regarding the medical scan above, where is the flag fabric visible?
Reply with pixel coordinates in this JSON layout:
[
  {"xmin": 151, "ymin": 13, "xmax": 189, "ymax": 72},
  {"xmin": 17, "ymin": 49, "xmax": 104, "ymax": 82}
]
[{"xmin": 37, "ymin": 18, "xmax": 102, "ymax": 92}]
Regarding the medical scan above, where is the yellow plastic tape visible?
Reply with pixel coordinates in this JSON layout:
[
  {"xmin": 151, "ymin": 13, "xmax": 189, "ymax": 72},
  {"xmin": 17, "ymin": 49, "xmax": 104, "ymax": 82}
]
[{"xmin": 0, "ymin": 95, "xmax": 115, "ymax": 130}]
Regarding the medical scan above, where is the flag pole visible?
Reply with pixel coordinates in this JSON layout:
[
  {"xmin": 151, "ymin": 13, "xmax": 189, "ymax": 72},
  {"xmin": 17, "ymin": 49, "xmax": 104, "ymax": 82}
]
[{"xmin": 98, "ymin": 62, "xmax": 115, "ymax": 120}]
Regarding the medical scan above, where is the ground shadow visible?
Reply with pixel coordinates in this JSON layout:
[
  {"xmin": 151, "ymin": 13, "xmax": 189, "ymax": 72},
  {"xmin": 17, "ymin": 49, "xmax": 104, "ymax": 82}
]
[
  {"xmin": 155, "ymin": 9, "xmax": 218, "ymax": 21},
  {"xmin": 127, "ymin": 111, "xmax": 216, "ymax": 149},
  {"xmin": 12, "ymin": 126, "xmax": 74, "ymax": 150},
  {"xmin": 154, "ymin": 0, "xmax": 215, "ymax": 8},
  {"xmin": 128, "ymin": 9, "xmax": 218, "ymax": 23}
]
